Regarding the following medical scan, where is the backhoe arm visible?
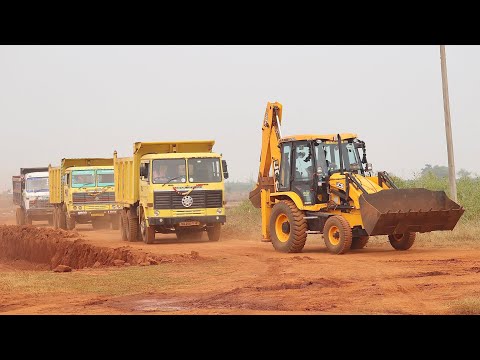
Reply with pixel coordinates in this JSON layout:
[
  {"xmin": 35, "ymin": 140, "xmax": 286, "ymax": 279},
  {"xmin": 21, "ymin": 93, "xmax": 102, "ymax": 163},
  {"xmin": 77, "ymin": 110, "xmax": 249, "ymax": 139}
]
[{"xmin": 249, "ymin": 102, "xmax": 283, "ymax": 208}]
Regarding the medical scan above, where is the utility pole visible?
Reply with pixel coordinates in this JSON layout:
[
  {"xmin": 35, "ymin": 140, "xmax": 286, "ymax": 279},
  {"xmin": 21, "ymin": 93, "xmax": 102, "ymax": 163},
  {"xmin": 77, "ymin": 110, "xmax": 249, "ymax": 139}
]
[{"xmin": 440, "ymin": 45, "xmax": 458, "ymax": 202}]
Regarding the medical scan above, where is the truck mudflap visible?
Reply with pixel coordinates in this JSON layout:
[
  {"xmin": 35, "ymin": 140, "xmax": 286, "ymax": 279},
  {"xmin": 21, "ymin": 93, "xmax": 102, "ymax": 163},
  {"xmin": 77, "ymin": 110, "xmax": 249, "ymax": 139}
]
[{"xmin": 359, "ymin": 188, "xmax": 465, "ymax": 236}]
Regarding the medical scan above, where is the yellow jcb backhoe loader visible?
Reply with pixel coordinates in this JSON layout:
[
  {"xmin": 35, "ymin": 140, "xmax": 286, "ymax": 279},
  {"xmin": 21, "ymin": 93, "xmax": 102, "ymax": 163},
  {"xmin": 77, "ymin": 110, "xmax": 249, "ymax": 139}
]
[{"xmin": 249, "ymin": 102, "xmax": 464, "ymax": 254}]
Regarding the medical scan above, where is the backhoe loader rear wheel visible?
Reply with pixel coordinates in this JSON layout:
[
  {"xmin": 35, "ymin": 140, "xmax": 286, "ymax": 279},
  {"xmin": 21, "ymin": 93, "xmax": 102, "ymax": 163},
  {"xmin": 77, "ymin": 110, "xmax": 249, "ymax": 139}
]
[
  {"xmin": 269, "ymin": 200, "xmax": 307, "ymax": 253},
  {"xmin": 388, "ymin": 232, "xmax": 416, "ymax": 251},
  {"xmin": 323, "ymin": 216, "xmax": 352, "ymax": 255},
  {"xmin": 351, "ymin": 236, "xmax": 369, "ymax": 250}
]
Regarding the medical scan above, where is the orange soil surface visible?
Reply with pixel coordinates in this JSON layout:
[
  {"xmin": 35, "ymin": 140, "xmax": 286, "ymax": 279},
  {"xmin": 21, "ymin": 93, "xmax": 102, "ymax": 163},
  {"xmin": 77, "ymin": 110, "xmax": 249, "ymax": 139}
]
[{"xmin": 1, "ymin": 216, "xmax": 479, "ymax": 314}]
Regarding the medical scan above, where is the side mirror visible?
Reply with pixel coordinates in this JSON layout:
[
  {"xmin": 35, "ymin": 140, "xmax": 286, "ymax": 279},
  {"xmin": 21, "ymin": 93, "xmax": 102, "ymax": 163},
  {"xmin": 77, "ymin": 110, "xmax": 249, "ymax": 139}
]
[
  {"xmin": 140, "ymin": 166, "xmax": 148, "ymax": 179},
  {"xmin": 222, "ymin": 160, "xmax": 229, "ymax": 180},
  {"xmin": 365, "ymin": 163, "xmax": 373, "ymax": 172}
]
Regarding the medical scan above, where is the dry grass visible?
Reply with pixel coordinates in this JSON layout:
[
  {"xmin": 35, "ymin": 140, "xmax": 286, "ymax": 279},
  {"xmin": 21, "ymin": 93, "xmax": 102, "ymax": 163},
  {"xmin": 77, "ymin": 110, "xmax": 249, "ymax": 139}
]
[
  {"xmin": 0, "ymin": 261, "xmax": 227, "ymax": 297},
  {"xmin": 224, "ymin": 200, "xmax": 480, "ymax": 248},
  {"xmin": 449, "ymin": 298, "xmax": 480, "ymax": 314}
]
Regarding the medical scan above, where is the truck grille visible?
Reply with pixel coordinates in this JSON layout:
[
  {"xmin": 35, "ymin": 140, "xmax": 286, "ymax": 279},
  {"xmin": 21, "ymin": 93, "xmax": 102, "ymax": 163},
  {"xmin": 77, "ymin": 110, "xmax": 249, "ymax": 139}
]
[
  {"xmin": 30, "ymin": 199, "xmax": 53, "ymax": 209},
  {"xmin": 154, "ymin": 190, "xmax": 223, "ymax": 209},
  {"xmin": 73, "ymin": 192, "xmax": 115, "ymax": 204}
]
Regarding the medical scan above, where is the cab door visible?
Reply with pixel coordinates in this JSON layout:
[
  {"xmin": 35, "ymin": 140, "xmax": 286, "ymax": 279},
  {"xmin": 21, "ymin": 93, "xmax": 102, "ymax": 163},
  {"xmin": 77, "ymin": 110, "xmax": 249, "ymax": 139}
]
[{"xmin": 291, "ymin": 141, "xmax": 316, "ymax": 206}]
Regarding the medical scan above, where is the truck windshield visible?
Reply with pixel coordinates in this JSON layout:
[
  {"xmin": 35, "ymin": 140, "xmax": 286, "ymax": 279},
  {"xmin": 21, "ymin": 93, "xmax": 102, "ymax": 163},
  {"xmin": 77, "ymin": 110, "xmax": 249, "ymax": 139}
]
[
  {"xmin": 97, "ymin": 169, "xmax": 114, "ymax": 187},
  {"xmin": 188, "ymin": 158, "xmax": 222, "ymax": 183},
  {"xmin": 71, "ymin": 170, "xmax": 96, "ymax": 188},
  {"xmin": 152, "ymin": 159, "xmax": 186, "ymax": 184},
  {"xmin": 316, "ymin": 142, "xmax": 362, "ymax": 175},
  {"xmin": 26, "ymin": 177, "xmax": 49, "ymax": 192}
]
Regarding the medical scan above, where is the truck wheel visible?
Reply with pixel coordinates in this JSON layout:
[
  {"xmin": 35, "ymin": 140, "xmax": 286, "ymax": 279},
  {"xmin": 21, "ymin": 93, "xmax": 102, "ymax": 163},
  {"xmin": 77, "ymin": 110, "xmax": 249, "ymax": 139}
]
[
  {"xmin": 53, "ymin": 208, "xmax": 58, "ymax": 229},
  {"xmin": 140, "ymin": 214, "xmax": 155, "ymax": 244},
  {"xmin": 25, "ymin": 215, "xmax": 33, "ymax": 225},
  {"xmin": 67, "ymin": 216, "xmax": 75, "ymax": 230},
  {"xmin": 207, "ymin": 224, "xmax": 220, "ymax": 242},
  {"xmin": 58, "ymin": 208, "xmax": 67, "ymax": 230},
  {"xmin": 16, "ymin": 208, "xmax": 25, "ymax": 225},
  {"xmin": 120, "ymin": 210, "xmax": 128, "ymax": 241},
  {"xmin": 48, "ymin": 216, "xmax": 54, "ymax": 226},
  {"xmin": 269, "ymin": 200, "xmax": 307, "ymax": 253},
  {"xmin": 351, "ymin": 236, "xmax": 369, "ymax": 250},
  {"xmin": 389, "ymin": 232, "xmax": 416, "ymax": 250},
  {"xmin": 323, "ymin": 216, "xmax": 352, "ymax": 255},
  {"xmin": 126, "ymin": 208, "xmax": 138, "ymax": 242}
]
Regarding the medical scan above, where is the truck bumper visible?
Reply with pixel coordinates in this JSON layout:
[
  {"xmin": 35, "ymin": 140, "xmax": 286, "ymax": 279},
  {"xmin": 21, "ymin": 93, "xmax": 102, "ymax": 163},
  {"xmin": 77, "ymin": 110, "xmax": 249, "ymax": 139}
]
[
  {"xmin": 71, "ymin": 210, "xmax": 121, "ymax": 217},
  {"xmin": 148, "ymin": 215, "xmax": 226, "ymax": 226},
  {"xmin": 27, "ymin": 209, "xmax": 54, "ymax": 216}
]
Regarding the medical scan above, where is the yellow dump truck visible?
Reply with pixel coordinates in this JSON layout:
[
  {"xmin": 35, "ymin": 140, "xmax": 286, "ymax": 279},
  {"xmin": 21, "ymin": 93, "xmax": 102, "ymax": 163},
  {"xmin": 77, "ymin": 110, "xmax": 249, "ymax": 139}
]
[
  {"xmin": 49, "ymin": 158, "xmax": 122, "ymax": 230},
  {"xmin": 114, "ymin": 141, "xmax": 228, "ymax": 244}
]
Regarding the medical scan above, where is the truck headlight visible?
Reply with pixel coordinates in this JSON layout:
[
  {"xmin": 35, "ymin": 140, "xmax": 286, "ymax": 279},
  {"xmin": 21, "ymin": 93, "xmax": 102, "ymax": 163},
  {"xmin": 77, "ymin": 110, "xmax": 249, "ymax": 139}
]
[
  {"xmin": 73, "ymin": 206, "xmax": 77, "ymax": 210},
  {"xmin": 216, "ymin": 208, "xmax": 222, "ymax": 214},
  {"xmin": 154, "ymin": 210, "xmax": 159, "ymax": 216}
]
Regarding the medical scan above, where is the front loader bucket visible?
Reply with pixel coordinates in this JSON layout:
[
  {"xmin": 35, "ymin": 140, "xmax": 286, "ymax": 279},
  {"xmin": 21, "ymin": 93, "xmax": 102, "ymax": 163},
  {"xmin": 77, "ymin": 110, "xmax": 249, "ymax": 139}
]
[{"xmin": 359, "ymin": 189, "xmax": 465, "ymax": 236}]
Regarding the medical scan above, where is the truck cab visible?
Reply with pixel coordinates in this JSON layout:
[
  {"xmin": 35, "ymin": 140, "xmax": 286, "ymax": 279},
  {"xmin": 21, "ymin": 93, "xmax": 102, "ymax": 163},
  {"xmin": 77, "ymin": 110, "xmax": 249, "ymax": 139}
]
[
  {"xmin": 114, "ymin": 141, "xmax": 229, "ymax": 244},
  {"xmin": 49, "ymin": 158, "xmax": 121, "ymax": 230},
  {"xmin": 13, "ymin": 168, "xmax": 53, "ymax": 225}
]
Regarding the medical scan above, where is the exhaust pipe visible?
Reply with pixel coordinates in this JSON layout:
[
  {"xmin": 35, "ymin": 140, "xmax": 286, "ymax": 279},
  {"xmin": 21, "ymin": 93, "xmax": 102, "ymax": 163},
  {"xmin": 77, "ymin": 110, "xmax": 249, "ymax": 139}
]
[{"xmin": 359, "ymin": 188, "xmax": 465, "ymax": 236}]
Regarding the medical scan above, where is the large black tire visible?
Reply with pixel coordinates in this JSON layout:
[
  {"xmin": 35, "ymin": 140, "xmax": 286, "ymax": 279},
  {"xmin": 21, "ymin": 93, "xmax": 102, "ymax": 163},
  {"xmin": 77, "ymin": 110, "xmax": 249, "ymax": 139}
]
[
  {"xmin": 16, "ymin": 208, "xmax": 25, "ymax": 225},
  {"xmin": 323, "ymin": 216, "xmax": 352, "ymax": 255},
  {"xmin": 66, "ymin": 216, "xmax": 75, "ymax": 230},
  {"xmin": 58, "ymin": 208, "xmax": 67, "ymax": 230},
  {"xmin": 207, "ymin": 223, "xmax": 220, "ymax": 242},
  {"xmin": 25, "ymin": 214, "xmax": 32, "ymax": 225},
  {"xmin": 269, "ymin": 200, "xmax": 307, "ymax": 253},
  {"xmin": 126, "ymin": 208, "xmax": 138, "ymax": 242},
  {"xmin": 351, "ymin": 236, "xmax": 369, "ymax": 250},
  {"xmin": 389, "ymin": 232, "xmax": 416, "ymax": 250},
  {"xmin": 53, "ymin": 208, "xmax": 58, "ymax": 229},
  {"xmin": 120, "ymin": 210, "xmax": 128, "ymax": 241},
  {"xmin": 140, "ymin": 212, "xmax": 155, "ymax": 244}
]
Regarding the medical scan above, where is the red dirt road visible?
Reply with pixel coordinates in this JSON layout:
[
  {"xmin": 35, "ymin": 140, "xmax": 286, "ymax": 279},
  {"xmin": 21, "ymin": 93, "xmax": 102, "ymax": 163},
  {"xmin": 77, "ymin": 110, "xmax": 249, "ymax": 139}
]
[{"xmin": 1, "ymin": 220, "xmax": 480, "ymax": 314}]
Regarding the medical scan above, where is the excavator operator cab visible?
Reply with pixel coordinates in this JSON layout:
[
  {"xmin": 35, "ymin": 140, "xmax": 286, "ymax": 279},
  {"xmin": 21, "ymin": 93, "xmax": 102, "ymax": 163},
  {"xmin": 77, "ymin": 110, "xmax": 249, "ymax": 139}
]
[{"xmin": 277, "ymin": 137, "xmax": 368, "ymax": 206}]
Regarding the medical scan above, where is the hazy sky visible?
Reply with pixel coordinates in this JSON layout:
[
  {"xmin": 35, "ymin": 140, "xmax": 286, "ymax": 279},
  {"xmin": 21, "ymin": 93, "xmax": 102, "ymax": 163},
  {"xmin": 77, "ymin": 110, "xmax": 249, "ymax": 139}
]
[{"xmin": 1, "ymin": 45, "xmax": 478, "ymax": 190}]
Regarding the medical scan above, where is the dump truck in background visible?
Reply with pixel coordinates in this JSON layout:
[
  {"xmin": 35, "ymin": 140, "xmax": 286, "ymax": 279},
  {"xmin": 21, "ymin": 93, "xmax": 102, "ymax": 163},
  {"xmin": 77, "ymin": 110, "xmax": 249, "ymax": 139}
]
[
  {"xmin": 249, "ymin": 102, "xmax": 464, "ymax": 254},
  {"xmin": 12, "ymin": 167, "xmax": 54, "ymax": 225},
  {"xmin": 114, "ymin": 141, "xmax": 228, "ymax": 244},
  {"xmin": 48, "ymin": 158, "xmax": 122, "ymax": 230}
]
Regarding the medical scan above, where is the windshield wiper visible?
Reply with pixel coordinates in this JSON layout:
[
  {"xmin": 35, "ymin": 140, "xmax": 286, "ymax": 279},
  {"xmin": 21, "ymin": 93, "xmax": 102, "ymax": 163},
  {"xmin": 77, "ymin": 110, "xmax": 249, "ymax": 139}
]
[
  {"xmin": 80, "ymin": 183, "xmax": 95, "ymax": 190},
  {"xmin": 162, "ymin": 176, "xmax": 184, "ymax": 187}
]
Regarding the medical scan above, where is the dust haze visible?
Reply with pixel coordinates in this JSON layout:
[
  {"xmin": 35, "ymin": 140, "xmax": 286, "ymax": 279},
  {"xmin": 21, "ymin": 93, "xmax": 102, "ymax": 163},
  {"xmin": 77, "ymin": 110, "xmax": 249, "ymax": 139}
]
[{"xmin": 1, "ymin": 45, "xmax": 479, "ymax": 189}]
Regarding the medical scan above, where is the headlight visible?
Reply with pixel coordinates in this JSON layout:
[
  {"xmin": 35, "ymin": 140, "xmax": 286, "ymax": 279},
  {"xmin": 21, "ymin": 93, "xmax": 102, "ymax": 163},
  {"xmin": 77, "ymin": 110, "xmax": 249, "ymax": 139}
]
[
  {"xmin": 78, "ymin": 206, "xmax": 82, "ymax": 210},
  {"xmin": 216, "ymin": 208, "xmax": 222, "ymax": 214},
  {"xmin": 154, "ymin": 210, "xmax": 160, "ymax": 216},
  {"xmin": 73, "ymin": 206, "xmax": 77, "ymax": 210}
]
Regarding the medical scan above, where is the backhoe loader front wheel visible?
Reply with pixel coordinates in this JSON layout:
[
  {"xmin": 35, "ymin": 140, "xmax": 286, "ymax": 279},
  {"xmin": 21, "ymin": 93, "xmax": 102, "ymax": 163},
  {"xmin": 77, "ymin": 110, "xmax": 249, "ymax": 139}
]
[
  {"xmin": 269, "ymin": 200, "xmax": 307, "ymax": 253},
  {"xmin": 388, "ymin": 232, "xmax": 416, "ymax": 251},
  {"xmin": 323, "ymin": 216, "xmax": 352, "ymax": 255},
  {"xmin": 351, "ymin": 236, "xmax": 369, "ymax": 250}
]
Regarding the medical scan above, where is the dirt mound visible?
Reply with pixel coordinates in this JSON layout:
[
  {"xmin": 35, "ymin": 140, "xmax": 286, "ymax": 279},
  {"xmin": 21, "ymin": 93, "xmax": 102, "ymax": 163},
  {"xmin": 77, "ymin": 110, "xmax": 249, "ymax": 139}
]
[{"xmin": 0, "ymin": 225, "xmax": 203, "ymax": 270}]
